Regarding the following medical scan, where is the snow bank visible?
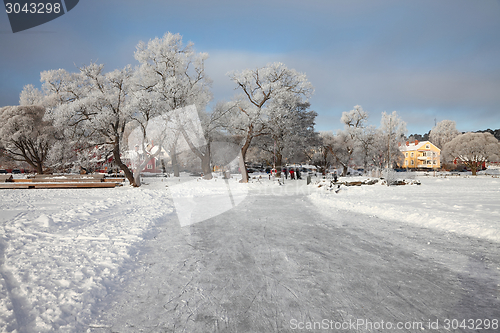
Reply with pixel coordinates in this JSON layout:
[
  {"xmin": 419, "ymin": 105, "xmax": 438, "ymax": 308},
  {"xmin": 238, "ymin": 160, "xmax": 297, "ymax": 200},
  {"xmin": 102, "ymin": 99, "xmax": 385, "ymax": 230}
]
[
  {"xmin": 479, "ymin": 167, "xmax": 500, "ymax": 175},
  {"xmin": 0, "ymin": 183, "xmax": 173, "ymax": 332},
  {"xmin": 310, "ymin": 175, "xmax": 500, "ymax": 242}
]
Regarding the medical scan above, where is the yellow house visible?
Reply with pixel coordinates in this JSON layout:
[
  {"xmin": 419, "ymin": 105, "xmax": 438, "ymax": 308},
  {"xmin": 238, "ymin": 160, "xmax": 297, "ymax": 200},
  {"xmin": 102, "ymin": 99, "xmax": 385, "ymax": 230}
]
[{"xmin": 399, "ymin": 140, "xmax": 441, "ymax": 169}]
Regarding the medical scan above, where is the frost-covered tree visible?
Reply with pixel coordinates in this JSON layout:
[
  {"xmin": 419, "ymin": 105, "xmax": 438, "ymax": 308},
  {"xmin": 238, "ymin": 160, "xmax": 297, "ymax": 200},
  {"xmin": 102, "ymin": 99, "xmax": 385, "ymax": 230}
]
[
  {"xmin": 301, "ymin": 133, "xmax": 323, "ymax": 166},
  {"xmin": 39, "ymin": 68, "xmax": 83, "ymax": 108},
  {"xmin": 43, "ymin": 63, "xmax": 138, "ymax": 185},
  {"xmin": 132, "ymin": 32, "xmax": 213, "ymax": 179},
  {"xmin": 369, "ymin": 128, "xmax": 389, "ymax": 170},
  {"xmin": 329, "ymin": 105, "xmax": 369, "ymax": 176},
  {"xmin": 329, "ymin": 130, "xmax": 355, "ymax": 176},
  {"xmin": 219, "ymin": 98, "xmax": 266, "ymax": 181},
  {"xmin": 127, "ymin": 104, "xmax": 226, "ymax": 183},
  {"xmin": 126, "ymin": 113, "xmax": 174, "ymax": 185},
  {"xmin": 429, "ymin": 119, "xmax": 460, "ymax": 149},
  {"xmin": 254, "ymin": 100, "xmax": 317, "ymax": 175},
  {"xmin": 19, "ymin": 84, "xmax": 44, "ymax": 106},
  {"xmin": 134, "ymin": 32, "xmax": 211, "ymax": 112},
  {"xmin": 171, "ymin": 106, "xmax": 212, "ymax": 179},
  {"xmin": 0, "ymin": 105, "xmax": 59, "ymax": 174},
  {"xmin": 341, "ymin": 105, "xmax": 369, "ymax": 131},
  {"xmin": 443, "ymin": 132, "xmax": 500, "ymax": 175},
  {"xmin": 315, "ymin": 131, "xmax": 336, "ymax": 173},
  {"xmin": 227, "ymin": 62, "xmax": 313, "ymax": 182},
  {"xmin": 283, "ymin": 104, "xmax": 319, "ymax": 164},
  {"xmin": 357, "ymin": 125, "xmax": 377, "ymax": 172},
  {"xmin": 379, "ymin": 111, "xmax": 407, "ymax": 169}
]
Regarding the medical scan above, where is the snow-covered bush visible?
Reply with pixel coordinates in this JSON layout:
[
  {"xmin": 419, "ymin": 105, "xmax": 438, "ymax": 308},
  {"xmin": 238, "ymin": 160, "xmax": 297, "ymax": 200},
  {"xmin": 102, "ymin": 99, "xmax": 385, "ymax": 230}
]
[{"xmin": 382, "ymin": 168, "xmax": 398, "ymax": 185}]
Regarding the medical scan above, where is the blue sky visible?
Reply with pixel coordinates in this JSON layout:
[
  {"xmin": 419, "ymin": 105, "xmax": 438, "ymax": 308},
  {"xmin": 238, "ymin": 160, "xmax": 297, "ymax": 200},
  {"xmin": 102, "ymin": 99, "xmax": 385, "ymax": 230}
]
[{"xmin": 1, "ymin": 0, "xmax": 500, "ymax": 135}]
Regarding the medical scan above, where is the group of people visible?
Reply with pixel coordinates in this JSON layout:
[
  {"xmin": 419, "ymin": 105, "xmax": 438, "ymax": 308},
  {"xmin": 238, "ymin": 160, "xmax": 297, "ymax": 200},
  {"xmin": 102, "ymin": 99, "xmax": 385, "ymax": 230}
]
[
  {"xmin": 282, "ymin": 167, "xmax": 301, "ymax": 180},
  {"xmin": 265, "ymin": 167, "xmax": 303, "ymax": 180},
  {"xmin": 265, "ymin": 166, "xmax": 340, "ymax": 183}
]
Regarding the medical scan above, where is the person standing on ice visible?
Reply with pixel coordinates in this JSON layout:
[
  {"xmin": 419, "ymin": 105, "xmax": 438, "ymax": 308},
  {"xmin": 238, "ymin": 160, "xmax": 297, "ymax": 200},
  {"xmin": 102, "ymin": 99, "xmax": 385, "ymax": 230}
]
[{"xmin": 290, "ymin": 168, "xmax": 295, "ymax": 180}]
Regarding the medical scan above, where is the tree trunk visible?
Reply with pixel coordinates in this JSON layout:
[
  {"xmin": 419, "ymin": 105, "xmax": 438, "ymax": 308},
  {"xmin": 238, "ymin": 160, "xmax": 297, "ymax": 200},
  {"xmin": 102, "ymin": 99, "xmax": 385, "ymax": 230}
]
[
  {"xmin": 134, "ymin": 171, "xmax": 142, "ymax": 187},
  {"xmin": 178, "ymin": 126, "xmax": 213, "ymax": 180},
  {"xmin": 133, "ymin": 150, "xmax": 162, "ymax": 186},
  {"xmin": 342, "ymin": 164, "xmax": 348, "ymax": 177},
  {"xmin": 170, "ymin": 145, "xmax": 180, "ymax": 177},
  {"xmin": 201, "ymin": 152, "xmax": 212, "ymax": 180},
  {"xmin": 112, "ymin": 142, "xmax": 137, "ymax": 187},
  {"xmin": 200, "ymin": 142, "xmax": 212, "ymax": 180},
  {"xmin": 322, "ymin": 151, "xmax": 329, "ymax": 175},
  {"xmin": 238, "ymin": 136, "xmax": 252, "ymax": 183},
  {"xmin": 471, "ymin": 164, "xmax": 478, "ymax": 176},
  {"xmin": 20, "ymin": 153, "xmax": 44, "ymax": 174},
  {"xmin": 363, "ymin": 153, "xmax": 368, "ymax": 175},
  {"xmin": 133, "ymin": 159, "xmax": 147, "ymax": 187},
  {"xmin": 23, "ymin": 157, "xmax": 44, "ymax": 174},
  {"xmin": 238, "ymin": 149, "xmax": 248, "ymax": 183},
  {"xmin": 275, "ymin": 152, "xmax": 283, "ymax": 177}
]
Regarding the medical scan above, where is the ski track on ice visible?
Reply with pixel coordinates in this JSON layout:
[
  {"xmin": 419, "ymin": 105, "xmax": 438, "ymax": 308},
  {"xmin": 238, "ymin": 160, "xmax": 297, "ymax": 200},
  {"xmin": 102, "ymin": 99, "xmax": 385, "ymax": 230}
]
[{"xmin": 88, "ymin": 179, "xmax": 500, "ymax": 333}]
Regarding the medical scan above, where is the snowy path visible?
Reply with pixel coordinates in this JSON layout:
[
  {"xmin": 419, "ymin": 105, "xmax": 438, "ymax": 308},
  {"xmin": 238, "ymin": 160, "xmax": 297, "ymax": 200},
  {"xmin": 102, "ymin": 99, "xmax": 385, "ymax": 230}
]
[
  {"xmin": 0, "ymin": 185, "xmax": 174, "ymax": 332},
  {"xmin": 89, "ymin": 181, "xmax": 500, "ymax": 332}
]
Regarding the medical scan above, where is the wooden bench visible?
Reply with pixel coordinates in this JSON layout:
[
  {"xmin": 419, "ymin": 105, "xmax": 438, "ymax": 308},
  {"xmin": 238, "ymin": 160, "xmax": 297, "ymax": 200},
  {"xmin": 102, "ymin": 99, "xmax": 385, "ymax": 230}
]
[
  {"xmin": 19, "ymin": 178, "xmax": 106, "ymax": 183},
  {"xmin": 28, "ymin": 174, "xmax": 106, "ymax": 180},
  {"xmin": 103, "ymin": 178, "xmax": 125, "ymax": 183},
  {"xmin": 0, "ymin": 182, "xmax": 117, "ymax": 189},
  {"xmin": 0, "ymin": 183, "xmax": 31, "ymax": 189},
  {"xmin": 0, "ymin": 173, "xmax": 122, "ymax": 189}
]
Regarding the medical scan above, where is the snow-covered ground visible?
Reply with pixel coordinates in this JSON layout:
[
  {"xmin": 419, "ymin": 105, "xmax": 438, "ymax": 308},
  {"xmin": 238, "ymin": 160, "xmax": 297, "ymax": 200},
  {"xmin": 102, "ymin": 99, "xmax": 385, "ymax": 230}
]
[
  {"xmin": 0, "ymin": 172, "xmax": 499, "ymax": 332},
  {"xmin": 311, "ymin": 173, "xmax": 500, "ymax": 242},
  {"xmin": 0, "ymin": 179, "xmax": 173, "ymax": 332}
]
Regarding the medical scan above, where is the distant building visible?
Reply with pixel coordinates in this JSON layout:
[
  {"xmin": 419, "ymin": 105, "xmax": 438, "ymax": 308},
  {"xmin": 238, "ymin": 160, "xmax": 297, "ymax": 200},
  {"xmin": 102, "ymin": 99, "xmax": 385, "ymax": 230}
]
[
  {"xmin": 124, "ymin": 144, "xmax": 166, "ymax": 174},
  {"xmin": 399, "ymin": 140, "xmax": 441, "ymax": 169}
]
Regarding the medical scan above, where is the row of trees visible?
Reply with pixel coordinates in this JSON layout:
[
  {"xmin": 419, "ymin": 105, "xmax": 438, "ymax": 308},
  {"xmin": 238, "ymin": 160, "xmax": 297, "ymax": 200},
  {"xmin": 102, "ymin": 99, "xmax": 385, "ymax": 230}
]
[
  {"xmin": 315, "ymin": 114, "xmax": 499, "ymax": 176},
  {"xmin": 1, "ymin": 32, "xmax": 499, "ymax": 184},
  {"xmin": 314, "ymin": 107, "xmax": 408, "ymax": 176},
  {"xmin": 428, "ymin": 120, "xmax": 500, "ymax": 175},
  {"xmin": 0, "ymin": 33, "xmax": 316, "ymax": 185}
]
